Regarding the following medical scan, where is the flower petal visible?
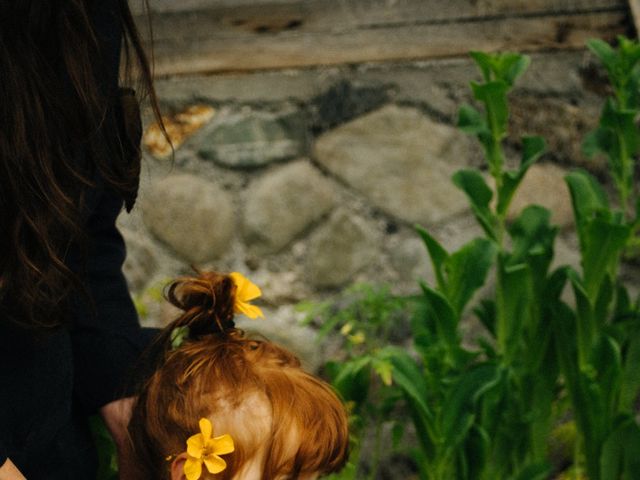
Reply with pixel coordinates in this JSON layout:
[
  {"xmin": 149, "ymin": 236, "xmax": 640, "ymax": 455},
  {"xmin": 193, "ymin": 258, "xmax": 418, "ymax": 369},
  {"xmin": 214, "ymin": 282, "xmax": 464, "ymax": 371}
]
[
  {"xmin": 199, "ymin": 417, "xmax": 213, "ymax": 441},
  {"xmin": 186, "ymin": 434, "xmax": 205, "ymax": 458},
  {"xmin": 204, "ymin": 454, "xmax": 228, "ymax": 474},
  {"xmin": 184, "ymin": 457, "xmax": 203, "ymax": 480},
  {"xmin": 230, "ymin": 272, "xmax": 262, "ymax": 301},
  {"xmin": 235, "ymin": 301, "xmax": 264, "ymax": 319},
  {"xmin": 212, "ymin": 434, "xmax": 235, "ymax": 455}
]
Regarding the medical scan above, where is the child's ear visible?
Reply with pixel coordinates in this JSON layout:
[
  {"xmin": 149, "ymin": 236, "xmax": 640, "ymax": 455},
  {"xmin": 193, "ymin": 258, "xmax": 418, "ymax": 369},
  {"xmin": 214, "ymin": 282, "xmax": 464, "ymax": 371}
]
[{"xmin": 170, "ymin": 453, "xmax": 188, "ymax": 480}]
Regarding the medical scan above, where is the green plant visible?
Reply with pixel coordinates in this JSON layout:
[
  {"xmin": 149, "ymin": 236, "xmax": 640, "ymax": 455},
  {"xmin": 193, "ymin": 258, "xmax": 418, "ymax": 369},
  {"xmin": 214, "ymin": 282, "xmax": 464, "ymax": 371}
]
[
  {"xmin": 554, "ymin": 37, "xmax": 640, "ymax": 480},
  {"xmin": 409, "ymin": 39, "xmax": 640, "ymax": 480},
  {"xmin": 324, "ymin": 38, "xmax": 640, "ymax": 480},
  {"xmin": 301, "ymin": 284, "xmax": 415, "ymax": 479}
]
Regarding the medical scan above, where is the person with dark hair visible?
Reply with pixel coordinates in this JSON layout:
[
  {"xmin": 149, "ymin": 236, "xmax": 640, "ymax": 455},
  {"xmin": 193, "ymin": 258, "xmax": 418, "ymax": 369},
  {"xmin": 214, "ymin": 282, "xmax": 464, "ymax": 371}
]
[
  {"xmin": 128, "ymin": 271, "xmax": 350, "ymax": 480},
  {"xmin": 0, "ymin": 0, "xmax": 165, "ymax": 478}
]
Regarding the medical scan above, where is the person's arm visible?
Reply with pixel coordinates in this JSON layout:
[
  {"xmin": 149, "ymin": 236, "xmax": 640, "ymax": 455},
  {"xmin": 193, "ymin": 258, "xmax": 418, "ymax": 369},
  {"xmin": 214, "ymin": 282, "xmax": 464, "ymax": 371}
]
[{"xmin": 0, "ymin": 459, "xmax": 26, "ymax": 480}]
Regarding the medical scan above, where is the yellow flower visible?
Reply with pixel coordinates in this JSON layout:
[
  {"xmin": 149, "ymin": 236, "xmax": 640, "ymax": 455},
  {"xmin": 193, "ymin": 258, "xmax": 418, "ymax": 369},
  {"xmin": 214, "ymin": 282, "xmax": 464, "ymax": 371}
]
[
  {"xmin": 230, "ymin": 272, "xmax": 264, "ymax": 319},
  {"xmin": 348, "ymin": 331, "xmax": 366, "ymax": 345},
  {"xmin": 184, "ymin": 418, "xmax": 235, "ymax": 480}
]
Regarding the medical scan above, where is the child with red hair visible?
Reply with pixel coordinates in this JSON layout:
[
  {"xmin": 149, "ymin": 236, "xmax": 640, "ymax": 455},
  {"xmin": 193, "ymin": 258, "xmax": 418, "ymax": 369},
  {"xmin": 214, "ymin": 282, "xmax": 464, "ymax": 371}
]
[{"xmin": 128, "ymin": 271, "xmax": 349, "ymax": 480}]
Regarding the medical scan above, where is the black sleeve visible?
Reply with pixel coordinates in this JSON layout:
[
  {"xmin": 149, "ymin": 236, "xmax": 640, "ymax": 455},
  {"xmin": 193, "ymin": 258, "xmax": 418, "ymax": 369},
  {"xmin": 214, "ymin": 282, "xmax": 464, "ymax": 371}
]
[{"xmin": 70, "ymin": 187, "xmax": 158, "ymax": 413}]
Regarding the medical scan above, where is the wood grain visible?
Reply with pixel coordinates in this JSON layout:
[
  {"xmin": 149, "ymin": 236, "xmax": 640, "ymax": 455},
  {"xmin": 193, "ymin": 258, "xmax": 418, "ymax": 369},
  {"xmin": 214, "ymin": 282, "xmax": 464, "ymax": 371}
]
[
  {"xmin": 138, "ymin": 0, "xmax": 624, "ymax": 16},
  {"xmin": 136, "ymin": 0, "xmax": 630, "ymax": 76}
]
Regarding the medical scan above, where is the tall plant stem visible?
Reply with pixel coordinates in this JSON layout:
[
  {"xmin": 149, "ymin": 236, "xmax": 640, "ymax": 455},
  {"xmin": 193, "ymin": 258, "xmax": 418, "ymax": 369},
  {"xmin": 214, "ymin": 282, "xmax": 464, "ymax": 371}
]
[{"xmin": 367, "ymin": 421, "xmax": 383, "ymax": 480}]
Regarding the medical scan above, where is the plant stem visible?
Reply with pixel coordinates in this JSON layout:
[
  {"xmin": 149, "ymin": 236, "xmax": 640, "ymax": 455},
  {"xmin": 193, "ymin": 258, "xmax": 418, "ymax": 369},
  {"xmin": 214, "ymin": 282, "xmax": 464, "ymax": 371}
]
[{"xmin": 367, "ymin": 421, "xmax": 383, "ymax": 480}]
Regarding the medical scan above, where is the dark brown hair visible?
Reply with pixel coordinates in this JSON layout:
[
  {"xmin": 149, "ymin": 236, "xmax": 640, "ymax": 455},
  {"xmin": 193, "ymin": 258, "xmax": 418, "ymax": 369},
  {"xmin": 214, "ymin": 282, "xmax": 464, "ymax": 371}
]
[
  {"xmin": 129, "ymin": 271, "xmax": 350, "ymax": 479},
  {"xmin": 0, "ymin": 0, "xmax": 164, "ymax": 328}
]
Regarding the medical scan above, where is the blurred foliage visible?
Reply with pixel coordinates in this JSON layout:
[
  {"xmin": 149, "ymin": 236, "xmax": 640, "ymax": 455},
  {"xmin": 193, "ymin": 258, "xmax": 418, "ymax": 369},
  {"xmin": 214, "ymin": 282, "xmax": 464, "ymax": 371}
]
[{"xmin": 315, "ymin": 37, "xmax": 640, "ymax": 480}]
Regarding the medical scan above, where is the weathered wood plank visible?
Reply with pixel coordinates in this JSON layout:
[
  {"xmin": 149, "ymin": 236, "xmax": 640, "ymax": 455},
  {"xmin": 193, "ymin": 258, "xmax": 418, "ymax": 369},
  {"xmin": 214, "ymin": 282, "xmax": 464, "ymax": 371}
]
[
  {"xmin": 146, "ymin": 11, "xmax": 628, "ymax": 76},
  {"xmin": 136, "ymin": 0, "xmax": 625, "ymax": 17},
  {"xmin": 140, "ymin": 0, "xmax": 627, "ymax": 41}
]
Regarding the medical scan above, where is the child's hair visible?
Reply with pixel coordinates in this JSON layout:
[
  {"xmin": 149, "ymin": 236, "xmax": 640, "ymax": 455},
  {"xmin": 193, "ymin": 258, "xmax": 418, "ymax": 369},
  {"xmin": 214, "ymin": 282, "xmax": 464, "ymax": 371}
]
[{"xmin": 128, "ymin": 271, "xmax": 349, "ymax": 479}]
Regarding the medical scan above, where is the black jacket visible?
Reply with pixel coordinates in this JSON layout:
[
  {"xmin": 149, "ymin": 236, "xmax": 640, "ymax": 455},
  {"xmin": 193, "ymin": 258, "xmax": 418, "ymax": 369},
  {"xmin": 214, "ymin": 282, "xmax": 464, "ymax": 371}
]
[{"xmin": 0, "ymin": 1, "xmax": 155, "ymax": 477}]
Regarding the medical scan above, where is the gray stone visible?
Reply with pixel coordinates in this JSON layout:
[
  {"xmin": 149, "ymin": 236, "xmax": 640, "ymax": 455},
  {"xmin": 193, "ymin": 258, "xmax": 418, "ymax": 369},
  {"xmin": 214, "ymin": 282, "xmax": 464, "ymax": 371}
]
[
  {"xmin": 389, "ymin": 236, "xmax": 433, "ymax": 286},
  {"xmin": 314, "ymin": 104, "xmax": 470, "ymax": 226},
  {"xmin": 199, "ymin": 109, "xmax": 308, "ymax": 168},
  {"xmin": 519, "ymin": 52, "xmax": 585, "ymax": 95},
  {"xmin": 311, "ymin": 79, "xmax": 391, "ymax": 132},
  {"xmin": 140, "ymin": 174, "xmax": 235, "ymax": 263},
  {"xmin": 258, "ymin": 270, "xmax": 310, "ymax": 305},
  {"xmin": 508, "ymin": 163, "xmax": 574, "ymax": 228},
  {"xmin": 243, "ymin": 161, "xmax": 336, "ymax": 254},
  {"xmin": 509, "ymin": 96, "xmax": 604, "ymax": 174},
  {"xmin": 153, "ymin": 69, "xmax": 321, "ymax": 104},
  {"xmin": 358, "ymin": 66, "xmax": 458, "ymax": 117},
  {"xmin": 121, "ymin": 230, "xmax": 158, "ymax": 292},
  {"xmin": 306, "ymin": 210, "xmax": 376, "ymax": 288}
]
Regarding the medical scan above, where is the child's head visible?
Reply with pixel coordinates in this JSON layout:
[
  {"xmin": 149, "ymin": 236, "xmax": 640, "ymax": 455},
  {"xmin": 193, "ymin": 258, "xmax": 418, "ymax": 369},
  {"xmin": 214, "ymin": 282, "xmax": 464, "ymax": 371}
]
[{"xmin": 129, "ymin": 271, "xmax": 349, "ymax": 480}]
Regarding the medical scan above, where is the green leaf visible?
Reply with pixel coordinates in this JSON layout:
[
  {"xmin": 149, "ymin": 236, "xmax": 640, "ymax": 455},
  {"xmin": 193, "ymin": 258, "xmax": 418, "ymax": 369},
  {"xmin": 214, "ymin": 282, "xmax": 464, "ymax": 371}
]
[
  {"xmin": 582, "ymin": 216, "xmax": 630, "ymax": 299},
  {"xmin": 601, "ymin": 99, "xmax": 640, "ymax": 156},
  {"xmin": 521, "ymin": 135, "xmax": 547, "ymax": 166},
  {"xmin": 508, "ymin": 205, "xmax": 555, "ymax": 267},
  {"xmin": 567, "ymin": 268, "xmax": 596, "ymax": 367},
  {"xmin": 600, "ymin": 414, "xmax": 640, "ymax": 480},
  {"xmin": 462, "ymin": 425, "xmax": 490, "ymax": 480},
  {"xmin": 445, "ymin": 238, "xmax": 497, "ymax": 316},
  {"xmin": 471, "ymin": 81, "xmax": 509, "ymax": 139},
  {"xmin": 331, "ymin": 356, "xmax": 372, "ymax": 405},
  {"xmin": 382, "ymin": 347, "xmax": 436, "ymax": 455},
  {"xmin": 619, "ymin": 328, "xmax": 640, "ymax": 411},
  {"xmin": 500, "ymin": 54, "xmax": 531, "ymax": 86},
  {"xmin": 453, "ymin": 169, "xmax": 493, "ymax": 207},
  {"xmin": 469, "ymin": 51, "xmax": 494, "ymax": 82},
  {"xmin": 372, "ymin": 358, "xmax": 393, "ymax": 386},
  {"xmin": 587, "ymin": 39, "xmax": 618, "ymax": 73},
  {"xmin": 441, "ymin": 363, "xmax": 502, "ymax": 451},
  {"xmin": 589, "ymin": 334, "xmax": 622, "ymax": 412},
  {"xmin": 497, "ymin": 136, "xmax": 546, "ymax": 216},
  {"xmin": 416, "ymin": 226, "xmax": 448, "ymax": 291},
  {"xmin": 420, "ymin": 285, "xmax": 459, "ymax": 354},
  {"xmin": 565, "ymin": 169, "xmax": 610, "ymax": 249},
  {"xmin": 474, "ymin": 299, "xmax": 496, "ymax": 338},
  {"xmin": 170, "ymin": 326, "xmax": 190, "ymax": 349},
  {"xmin": 508, "ymin": 206, "xmax": 558, "ymax": 314},
  {"xmin": 582, "ymin": 127, "xmax": 612, "ymax": 158},
  {"xmin": 458, "ymin": 104, "xmax": 488, "ymax": 134},
  {"xmin": 510, "ymin": 462, "xmax": 551, "ymax": 480},
  {"xmin": 411, "ymin": 292, "xmax": 437, "ymax": 360},
  {"xmin": 496, "ymin": 257, "xmax": 531, "ymax": 359},
  {"xmin": 469, "ymin": 51, "xmax": 530, "ymax": 86},
  {"xmin": 452, "ymin": 169, "xmax": 497, "ymax": 239}
]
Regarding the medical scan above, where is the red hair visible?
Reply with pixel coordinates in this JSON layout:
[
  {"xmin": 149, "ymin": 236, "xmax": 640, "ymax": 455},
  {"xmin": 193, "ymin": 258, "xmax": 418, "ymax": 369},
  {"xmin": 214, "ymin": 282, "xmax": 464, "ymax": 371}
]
[{"xmin": 128, "ymin": 272, "xmax": 349, "ymax": 479}]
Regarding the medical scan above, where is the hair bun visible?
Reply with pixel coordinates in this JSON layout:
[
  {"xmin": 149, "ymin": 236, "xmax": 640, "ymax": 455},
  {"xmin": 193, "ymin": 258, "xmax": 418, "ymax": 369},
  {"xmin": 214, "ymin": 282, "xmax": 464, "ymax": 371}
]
[{"xmin": 165, "ymin": 270, "xmax": 236, "ymax": 337}]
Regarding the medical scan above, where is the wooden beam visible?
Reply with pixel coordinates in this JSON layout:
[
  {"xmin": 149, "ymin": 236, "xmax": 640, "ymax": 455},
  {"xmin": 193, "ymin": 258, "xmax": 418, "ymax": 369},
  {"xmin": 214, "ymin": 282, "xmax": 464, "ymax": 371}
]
[
  {"xmin": 138, "ymin": 0, "xmax": 625, "ymax": 16},
  {"xmin": 145, "ymin": 10, "xmax": 628, "ymax": 77}
]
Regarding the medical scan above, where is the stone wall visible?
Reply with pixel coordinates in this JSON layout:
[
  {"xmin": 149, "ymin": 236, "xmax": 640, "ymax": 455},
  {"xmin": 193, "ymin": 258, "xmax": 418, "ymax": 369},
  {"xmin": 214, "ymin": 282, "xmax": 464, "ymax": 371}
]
[{"xmin": 119, "ymin": 50, "xmax": 617, "ymax": 365}]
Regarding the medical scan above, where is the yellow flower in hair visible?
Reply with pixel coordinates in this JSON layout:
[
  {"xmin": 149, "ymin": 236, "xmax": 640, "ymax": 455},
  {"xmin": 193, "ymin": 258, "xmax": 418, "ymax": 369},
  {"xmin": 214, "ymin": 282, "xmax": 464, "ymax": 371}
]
[
  {"xmin": 230, "ymin": 272, "xmax": 264, "ymax": 319},
  {"xmin": 184, "ymin": 418, "xmax": 234, "ymax": 480}
]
